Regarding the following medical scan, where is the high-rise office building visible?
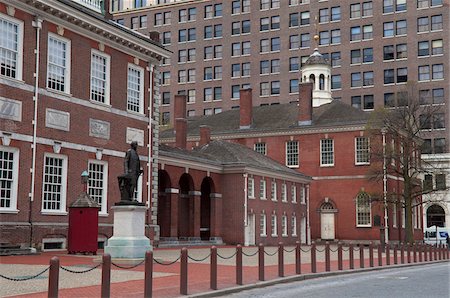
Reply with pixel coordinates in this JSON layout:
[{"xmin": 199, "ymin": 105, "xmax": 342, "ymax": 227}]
[{"xmin": 111, "ymin": 0, "xmax": 448, "ymax": 156}]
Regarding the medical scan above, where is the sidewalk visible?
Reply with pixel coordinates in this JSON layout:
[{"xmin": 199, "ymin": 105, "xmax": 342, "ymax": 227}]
[{"xmin": 0, "ymin": 245, "xmax": 445, "ymax": 297}]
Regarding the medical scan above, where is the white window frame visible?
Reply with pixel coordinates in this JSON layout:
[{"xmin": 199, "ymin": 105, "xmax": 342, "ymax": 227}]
[
  {"xmin": 300, "ymin": 185, "xmax": 306, "ymax": 204},
  {"xmin": 41, "ymin": 153, "xmax": 68, "ymax": 214},
  {"xmin": 254, "ymin": 142, "xmax": 267, "ymax": 155},
  {"xmin": 87, "ymin": 160, "xmax": 108, "ymax": 215},
  {"xmin": 0, "ymin": 13, "xmax": 24, "ymax": 81},
  {"xmin": 392, "ymin": 202, "xmax": 397, "ymax": 228},
  {"xmin": 260, "ymin": 213, "xmax": 267, "ymax": 236},
  {"xmin": 248, "ymin": 177, "xmax": 255, "ymax": 199},
  {"xmin": 90, "ymin": 49, "xmax": 111, "ymax": 105},
  {"xmin": 260, "ymin": 179, "xmax": 267, "ymax": 199},
  {"xmin": 356, "ymin": 192, "xmax": 371, "ymax": 227},
  {"xmin": 291, "ymin": 184, "xmax": 297, "ymax": 203},
  {"xmin": 282, "ymin": 215, "xmax": 288, "ymax": 236},
  {"xmin": 355, "ymin": 137, "xmax": 370, "ymax": 165},
  {"xmin": 46, "ymin": 33, "xmax": 71, "ymax": 94},
  {"xmin": 271, "ymin": 180, "xmax": 277, "ymax": 201},
  {"xmin": 271, "ymin": 214, "xmax": 278, "ymax": 236},
  {"xmin": 286, "ymin": 140, "xmax": 299, "ymax": 168},
  {"xmin": 133, "ymin": 174, "xmax": 143, "ymax": 203},
  {"xmin": 291, "ymin": 214, "xmax": 297, "ymax": 236},
  {"xmin": 127, "ymin": 63, "xmax": 144, "ymax": 114},
  {"xmin": 281, "ymin": 183, "xmax": 287, "ymax": 202},
  {"xmin": 320, "ymin": 139, "xmax": 334, "ymax": 167},
  {"xmin": 0, "ymin": 146, "xmax": 19, "ymax": 213}
]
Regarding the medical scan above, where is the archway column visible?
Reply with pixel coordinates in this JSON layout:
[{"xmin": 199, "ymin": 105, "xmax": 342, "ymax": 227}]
[
  {"xmin": 210, "ymin": 193, "xmax": 223, "ymax": 239},
  {"xmin": 166, "ymin": 188, "xmax": 179, "ymax": 238},
  {"xmin": 189, "ymin": 191, "xmax": 202, "ymax": 238}
]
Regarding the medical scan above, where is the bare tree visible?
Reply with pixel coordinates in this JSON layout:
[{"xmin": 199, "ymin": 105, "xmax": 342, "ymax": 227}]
[{"xmin": 367, "ymin": 82, "xmax": 448, "ymax": 244}]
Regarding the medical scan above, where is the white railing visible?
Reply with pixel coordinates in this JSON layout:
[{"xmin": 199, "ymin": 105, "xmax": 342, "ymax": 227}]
[{"xmin": 72, "ymin": 0, "xmax": 103, "ymax": 13}]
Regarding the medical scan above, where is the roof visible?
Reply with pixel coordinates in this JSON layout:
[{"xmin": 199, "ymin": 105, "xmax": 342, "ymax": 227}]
[
  {"xmin": 304, "ymin": 48, "xmax": 330, "ymax": 66},
  {"xmin": 160, "ymin": 100, "xmax": 370, "ymax": 139},
  {"xmin": 70, "ymin": 193, "xmax": 100, "ymax": 208},
  {"xmin": 159, "ymin": 141, "xmax": 311, "ymax": 180}
]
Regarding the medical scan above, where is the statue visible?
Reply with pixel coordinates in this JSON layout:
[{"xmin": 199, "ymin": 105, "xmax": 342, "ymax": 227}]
[{"xmin": 118, "ymin": 141, "xmax": 143, "ymax": 203}]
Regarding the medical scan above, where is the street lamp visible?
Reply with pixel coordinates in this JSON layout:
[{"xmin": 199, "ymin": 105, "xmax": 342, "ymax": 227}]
[{"xmin": 81, "ymin": 170, "xmax": 89, "ymax": 193}]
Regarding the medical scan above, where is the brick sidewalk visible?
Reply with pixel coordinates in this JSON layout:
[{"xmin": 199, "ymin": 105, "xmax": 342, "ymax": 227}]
[{"xmin": 1, "ymin": 245, "xmax": 442, "ymax": 298}]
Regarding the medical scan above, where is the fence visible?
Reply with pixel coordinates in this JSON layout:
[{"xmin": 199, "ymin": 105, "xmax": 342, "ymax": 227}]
[{"xmin": 1, "ymin": 242, "xmax": 449, "ymax": 297}]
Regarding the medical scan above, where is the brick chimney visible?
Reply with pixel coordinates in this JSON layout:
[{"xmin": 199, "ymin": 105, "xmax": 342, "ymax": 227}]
[
  {"xmin": 175, "ymin": 118, "xmax": 187, "ymax": 149},
  {"xmin": 199, "ymin": 125, "xmax": 211, "ymax": 146},
  {"xmin": 149, "ymin": 31, "xmax": 160, "ymax": 43},
  {"xmin": 174, "ymin": 94, "xmax": 187, "ymax": 120},
  {"xmin": 298, "ymin": 82, "xmax": 313, "ymax": 126},
  {"xmin": 239, "ymin": 88, "xmax": 253, "ymax": 129}
]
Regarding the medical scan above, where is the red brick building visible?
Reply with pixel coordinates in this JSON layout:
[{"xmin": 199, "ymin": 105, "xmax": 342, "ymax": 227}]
[
  {"xmin": 0, "ymin": 0, "xmax": 169, "ymax": 250},
  {"xmin": 160, "ymin": 51, "xmax": 424, "ymax": 244}
]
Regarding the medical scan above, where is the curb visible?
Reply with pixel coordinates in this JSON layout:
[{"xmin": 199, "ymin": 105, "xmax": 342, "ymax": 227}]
[{"xmin": 188, "ymin": 260, "xmax": 450, "ymax": 297}]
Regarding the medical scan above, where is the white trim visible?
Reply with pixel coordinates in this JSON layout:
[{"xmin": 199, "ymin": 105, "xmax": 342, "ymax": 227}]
[
  {"xmin": 88, "ymin": 159, "xmax": 108, "ymax": 214},
  {"xmin": 320, "ymin": 139, "xmax": 334, "ymax": 167},
  {"xmin": 127, "ymin": 63, "xmax": 145, "ymax": 114},
  {"xmin": 271, "ymin": 213, "xmax": 278, "ymax": 236},
  {"xmin": 260, "ymin": 212, "xmax": 267, "ymax": 236},
  {"xmin": 355, "ymin": 136, "xmax": 370, "ymax": 165},
  {"xmin": 42, "ymin": 237, "xmax": 66, "ymax": 251},
  {"xmin": 0, "ymin": 146, "xmax": 19, "ymax": 212},
  {"xmin": 46, "ymin": 33, "xmax": 71, "ymax": 94},
  {"xmin": 90, "ymin": 49, "xmax": 111, "ymax": 105},
  {"xmin": 41, "ymin": 152, "xmax": 68, "ymax": 213},
  {"xmin": 356, "ymin": 192, "xmax": 372, "ymax": 227},
  {"xmin": 0, "ymin": 12, "xmax": 24, "ymax": 81},
  {"xmin": 259, "ymin": 179, "xmax": 267, "ymax": 200},
  {"xmin": 248, "ymin": 177, "xmax": 255, "ymax": 199}
]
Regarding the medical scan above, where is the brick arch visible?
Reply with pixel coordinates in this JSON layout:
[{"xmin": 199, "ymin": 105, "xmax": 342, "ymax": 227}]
[
  {"xmin": 178, "ymin": 173, "xmax": 195, "ymax": 237},
  {"xmin": 200, "ymin": 177, "xmax": 215, "ymax": 240},
  {"xmin": 157, "ymin": 170, "xmax": 172, "ymax": 237},
  {"xmin": 317, "ymin": 198, "xmax": 338, "ymax": 211}
]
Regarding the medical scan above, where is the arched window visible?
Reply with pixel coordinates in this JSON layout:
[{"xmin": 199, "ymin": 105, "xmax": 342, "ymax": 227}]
[
  {"xmin": 356, "ymin": 192, "xmax": 371, "ymax": 227},
  {"xmin": 321, "ymin": 202, "xmax": 334, "ymax": 210},
  {"xmin": 319, "ymin": 74, "xmax": 325, "ymax": 90}
]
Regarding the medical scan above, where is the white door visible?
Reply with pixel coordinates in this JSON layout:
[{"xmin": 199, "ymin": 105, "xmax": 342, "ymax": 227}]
[
  {"xmin": 300, "ymin": 217, "xmax": 307, "ymax": 244},
  {"xmin": 244, "ymin": 214, "xmax": 256, "ymax": 246},
  {"xmin": 321, "ymin": 213, "xmax": 335, "ymax": 240}
]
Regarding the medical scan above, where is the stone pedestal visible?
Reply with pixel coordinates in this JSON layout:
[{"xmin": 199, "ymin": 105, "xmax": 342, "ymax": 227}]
[{"xmin": 104, "ymin": 205, "xmax": 152, "ymax": 259}]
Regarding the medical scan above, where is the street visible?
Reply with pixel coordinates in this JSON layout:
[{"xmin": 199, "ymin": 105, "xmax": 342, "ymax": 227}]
[{"xmin": 229, "ymin": 263, "xmax": 450, "ymax": 298}]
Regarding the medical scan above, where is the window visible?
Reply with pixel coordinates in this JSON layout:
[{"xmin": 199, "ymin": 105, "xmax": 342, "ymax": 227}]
[
  {"xmin": 281, "ymin": 184, "xmax": 287, "ymax": 202},
  {"xmin": 282, "ymin": 215, "xmax": 288, "ymax": 236},
  {"xmin": 214, "ymin": 66, "xmax": 222, "ymax": 80},
  {"xmin": 131, "ymin": 17, "xmax": 139, "ymax": 29},
  {"xmin": 42, "ymin": 154, "xmax": 67, "ymax": 213},
  {"xmin": 356, "ymin": 192, "xmax": 371, "ymax": 227},
  {"xmin": 320, "ymin": 139, "xmax": 334, "ymax": 166},
  {"xmin": 187, "ymin": 68, "xmax": 195, "ymax": 82},
  {"xmin": 397, "ymin": 68, "xmax": 407, "ymax": 83},
  {"xmin": 291, "ymin": 185, "xmax": 297, "ymax": 203},
  {"xmin": 248, "ymin": 177, "xmax": 255, "ymax": 198},
  {"xmin": 436, "ymin": 174, "xmax": 446, "ymax": 190},
  {"xmin": 161, "ymin": 72, "xmax": 170, "ymax": 85},
  {"xmin": 290, "ymin": 79, "xmax": 299, "ymax": 93},
  {"xmin": 232, "ymin": 85, "xmax": 240, "ymax": 99},
  {"xmin": 254, "ymin": 142, "xmax": 267, "ymax": 155},
  {"xmin": 418, "ymin": 65, "xmax": 430, "ymax": 81},
  {"xmin": 300, "ymin": 33, "xmax": 310, "ymax": 48},
  {"xmin": 203, "ymin": 88, "xmax": 212, "ymax": 102},
  {"xmin": 384, "ymin": 69, "xmax": 395, "ymax": 84},
  {"xmin": 260, "ymin": 213, "xmax": 267, "ymax": 236},
  {"xmin": 363, "ymin": 94, "xmax": 374, "ymax": 110},
  {"xmin": 352, "ymin": 96, "xmax": 362, "ymax": 109},
  {"xmin": 434, "ymin": 138, "xmax": 446, "ymax": 153},
  {"xmin": 331, "ymin": 75, "xmax": 341, "ymax": 89},
  {"xmin": 396, "ymin": 43, "xmax": 407, "ymax": 59},
  {"xmin": 432, "ymin": 64, "xmax": 443, "ymax": 80},
  {"xmin": 271, "ymin": 181, "xmax": 277, "ymax": 201},
  {"xmin": 204, "ymin": 67, "xmax": 213, "ymax": 81},
  {"xmin": 260, "ymin": 179, "xmax": 267, "ymax": 199},
  {"xmin": 417, "ymin": 17, "xmax": 429, "ymax": 32},
  {"xmin": 300, "ymin": 186, "xmax": 306, "ymax": 204},
  {"xmin": 356, "ymin": 137, "xmax": 370, "ymax": 164},
  {"xmin": 319, "ymin": 8, "xmax": 329, "ymax": 23},
  {"xmin": 232, "ymin": 63, "xmax": 240, "ymax": 78},
  {"xmin": 383, "ymin": 0, "xmax": 394, "ymax": 13},
  {"xmin": 383, "ymin": 45, "xmax": 394, "ymax": 60},
  {"xmin": 350, "ymin": 26, "xmax": 361, "ymax": 41},
  {"xmin": 290, "ymin": 35, "xmax": 300, "ymax": 49},
  {"xmin": 0, "ymin": 147, "xmax": 19, "ymax": 211},
  {"xmin": 351, "ymin": 50, "xmax": 362, "ymax": 64},
  {"xmin": 47, "ymin": 34, "xmax": 71, "ymax": 93},
  {"xmin": 289, "ymin": 57, "xmax": 299, "ymax": 71},
  {"xmin": 162, "ymin": 92, "xmax": 170, "ymax": 105},
  {"xmin": 271, "ymin": 214, "xmax": 278, "ymax": 236},
  {"xmin": 203, "ymin": 108, "xmax": 213, "ymax": 116},
  {"xmin": 271, "ymin": 59, "xmax": 280, "ymax": 73},
  {"xmin": 242, "ymin": 62, "xmax": 250, "ymax": 77},
  {"xmin": 140, "ymin": 16, "xmax": 147, "ymax": 28},
  {"xmin": 127, "ymin": 64, "xmax": 144, "ymax": 113},
  {"xmin": 384, "ymin": 93, "xmax": 395, "ymax": 107},
  {"xmin": 300, "ymin": 11, "xmax": 310, "ymax": 25},
  {"xmin": 331, "ymin": 6, "xmax": 341, "ymax": 21},
  {"xmin": 431, "ymin": 39, "xmax": 443, "ymax": 55},
  {"xmin": 331, "ymin": 52, "xmax": 341, "ymax": 67},
  {"xmin": 260, "ymin": 82, "xmax": 269, "ymax": 96},
  {"xmin": 351, "ymin": 72, "xmax": 362, "ymax": 87},
  {"xmin": 289, "ymin": 13, "xmax": 299, "ymax": 27},
  {"xmin": 271, "ymin": 37, "xmax": 280, "ymax": 51},
  {"xmin": 291, "ymin": 215, "xmax": 297, "ymax": 236},
  {"xmin": 396, "ymin": 20, "xmax": 407, "ymax": 35},
  {"xmin": 88, "ymin": 161, "xmax": 108, "ymax": 214},
  {"xmin": 214, "ymin": 87, "xmax": 222, "ymax": 101},
  {"xmin": 271, "ymin": 81, "xmax": 280, "ymax": 95},
  {"xmin": 431, "ymin": 15, "xmax": 443, "ymax": 31},
  {"xmin": 383, "ymin": 22, "xmax": 394, "ymax": 37},
  {"xmin": 286, "ymin": 141, "xmax": 299, "ymax": 167},
  {"xmin": 161, "ymin": 32, "xmax": 171, "ymax": 45},
  {"xmin": 242, "ymin": 41, "xmax": 251, "ymax": 55},
  {"xmin": 90, "ymin": 50, "xmax": 110, "ymax": 104},
  {"xmin": 160, "ymin": 112, "xmax": 170, "ymax": 125}
]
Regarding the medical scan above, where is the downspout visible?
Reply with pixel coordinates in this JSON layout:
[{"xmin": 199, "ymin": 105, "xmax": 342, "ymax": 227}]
[
  {"xmin": 382, "ymin": 128, "xmax": 389, "ymax": 244},
  {"xmin": 243, "ymin": 173, "xmax": 248, "ymax": 245},
  {"xmin": 29, "ymin": 17, "xmax": 43, "ymax": 248},
  {"xmin": 306, "ymin": 185, "xmax": 311, "ymax": 245},
  {"xmin": 147, "ymin": 63, "xmax": 154, "ymax": 209}
]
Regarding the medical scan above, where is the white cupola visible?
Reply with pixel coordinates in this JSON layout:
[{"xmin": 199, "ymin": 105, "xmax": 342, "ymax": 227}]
[{"xmin": 300, "ymin": 48, "xmax": 332, "ymax": 107}]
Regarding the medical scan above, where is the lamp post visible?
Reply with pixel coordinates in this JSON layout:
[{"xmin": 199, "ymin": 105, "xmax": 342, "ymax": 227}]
[
  {"xmin": 382, "ymin": 128, "xmax": 389, "ymax": 245},
  {"xmin": 81, "ymin": 170, "xmax": 89, "ymax": 194}
]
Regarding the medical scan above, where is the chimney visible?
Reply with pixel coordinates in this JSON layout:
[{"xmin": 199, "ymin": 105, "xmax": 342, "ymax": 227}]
[
  {"xmin": 199, "ymin": 125, "xmax": 211, "ymax": 146},
  {"xmin": 175, "ymin": 118, "xmax": 187, "ymax": 149},
  {"xmin": 102, "ymin": 0, "xmax": 112, "ymax": 20},
  {"xmin": 149, "ymin": 31, "xmax": 160, "ymax": 43},
  {"xmin": 173, "ymin": 94, "xmax": 187, "ymax": 120},
  {"xmin": 239, "ymin": 88, "xmax": 253, "ymax": 129},
  {"xmin": 298, "ymin": 82, "xmax": 313, "ymax": 126}
]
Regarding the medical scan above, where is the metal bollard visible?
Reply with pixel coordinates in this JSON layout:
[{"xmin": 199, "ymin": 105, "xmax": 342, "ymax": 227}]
[
  {"xmin": 400, "ymin": 244, "xmax": 405, "ymax": 264},
  {"xmin": 439, "ymin": 244, "xmax": 442, "ymax": 260},
  {"xmin": 434, "ymin": 244, "xmax": 437, "ymax": 261},
  {"xmin": 236, "ymin": 245, "xmax": 243, "ymax": 285},
  {"xmin": 337, "ymin": 243, "xmax": 343, "ymax": 270},
  {"xmin": 210, "ymin": 246, "xmax": 217, "ymax": 290},
  {"xmin": 180, "ymin": 248, "xmax": 188, "ymax": 295},
  {"xmin": 311, "ymin": 242, "xmax": 317, "ymax": 273},
  {"xmin": 102, "ymin": 254, "xmax": 111, "ymax": 298},
  {"xmin": 394, "ymin": 245, "xmax": 398, "ymax": 264},
  {"xmin": 418, "ymin": 244, "xmax": 423, "ymax": 263},
  {"xmin": 407, "ymin": 244, "xmax": 411, "ymax": 263},
  {"xmin": 377, "ymin": 244, "xmax": 382, "ymax": 266},
  {"xmin": 48, "ymin": 256, "xmax": 59, "ymax": 298},
  {"xmin": 144, "ymin": 251, "xmax": 153, "ymax": 298},
  {"xmin": 386, "ymin": 244, "xmax": 390, "ymax": 266},
  {"xmin": 295, "ymin": 241, "xmax": 301, "ymax": 275},
  {"xmin": 429, "ymin": 245, "xmax": 433, "ymax": 261},
  {"xmin": 259, "ymin": 243, "xmax": 265, "ymax": 281},
  {"xmin": 359, "ymin": 244, "xmax": 364, "ymax": 269},
  {"xmin": 325, "ymin": 242, "xmax": 330, "ymax": 272},
  {"xmin": 349, "ymin": 244, "xmax": 354, "ymax": 270},
  {"xmin": 369, "ymin": 243, "xmax": 374, "ymax": 267},
  {"xmin": 425, "ymin": 245, "xmax": 429, "ymax": 262},
  {"xmin": 278, "ymin": 242, "xmax": 284, "ymax": 277},
  {"xmin": 413, "ymin": 245, "xmax": 417, "ymax": 263}
]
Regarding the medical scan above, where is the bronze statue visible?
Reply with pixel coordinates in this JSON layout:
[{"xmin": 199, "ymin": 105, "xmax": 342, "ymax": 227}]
[{"xmin": 118, "ymin": 141, "xmax": 143, "ymax": 202}]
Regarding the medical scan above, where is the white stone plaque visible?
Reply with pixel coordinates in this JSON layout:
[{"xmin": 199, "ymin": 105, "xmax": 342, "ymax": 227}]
[
  {"xmin": 46, "ymin": 108, "xmax": 70, "ymax": 131},
  {"xmin": 89, "ymin": 119, "xmax": 110, "ymax": 139},
  {"xmin": 126, "ymin": 127, "xmax": 144, "ymax": 146},
  {"xmin": 0, "ymin": 97, "xmax": 22, "ymax": 122}
]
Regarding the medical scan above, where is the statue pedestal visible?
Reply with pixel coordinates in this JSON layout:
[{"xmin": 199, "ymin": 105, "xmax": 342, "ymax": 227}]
[{"xmin": 104, "ymin": 205, "xmax": 152, "ymax": 259}]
